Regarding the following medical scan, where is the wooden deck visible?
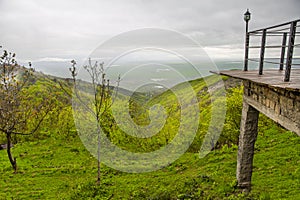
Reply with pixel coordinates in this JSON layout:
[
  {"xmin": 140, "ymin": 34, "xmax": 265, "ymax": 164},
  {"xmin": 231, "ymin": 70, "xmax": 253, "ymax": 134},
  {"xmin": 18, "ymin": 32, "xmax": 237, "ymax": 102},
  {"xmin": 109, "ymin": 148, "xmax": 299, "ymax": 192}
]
[{"xmin": 212, "ymin": 69, "xmax": 300, "ymax": 92}]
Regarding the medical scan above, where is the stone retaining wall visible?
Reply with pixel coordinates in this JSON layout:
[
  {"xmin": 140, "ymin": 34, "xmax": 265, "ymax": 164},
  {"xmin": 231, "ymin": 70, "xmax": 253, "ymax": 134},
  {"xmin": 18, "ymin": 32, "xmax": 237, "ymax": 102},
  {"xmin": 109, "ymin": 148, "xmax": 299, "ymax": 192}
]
[{"xmin": 243, "ymin": 80, "xmax": 300, "ymax": 135}]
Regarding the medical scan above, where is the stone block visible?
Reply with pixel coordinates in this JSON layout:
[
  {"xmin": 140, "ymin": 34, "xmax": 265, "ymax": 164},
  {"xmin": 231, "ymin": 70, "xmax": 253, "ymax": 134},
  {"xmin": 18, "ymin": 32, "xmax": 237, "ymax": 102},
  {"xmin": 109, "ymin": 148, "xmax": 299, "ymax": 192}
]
[
  {"xmin": 268, "ymin": 90, "xmax": 279, "ymax": 102},
  {"xmin": 262, "ymin": 97, "xmax": 266, "ymax": 106},
  {"xmin": 269, "ymin": 100, "xmax": 275, "ymax": 110},
  {"xmin": 295, "ymin": 112, "xmax": 300, "ymax": 124},
  {"xmin": 295, "ymin": 93, "xmax": 300, "ymax": 102},
  {"xmin": 266, "ymin": 99, "xmax": 270, "ymax": 108},
  {"xmin": 275, "ymin": 103, "xmax": 281, "ymax": 115},
  {"xmin": 295, "ymin": 101, "xmax": 300, "ymax": 112},
  {"xmin": 280, "ymin": 95, "xmax": 294, "ymax": 110},
  {"xmin": 252, "ymin": 93, "xmax": 258, "ymax": 101},
  {"xmin": 263, "ymin": 87, "xmax": 269, "ymax": 95}
]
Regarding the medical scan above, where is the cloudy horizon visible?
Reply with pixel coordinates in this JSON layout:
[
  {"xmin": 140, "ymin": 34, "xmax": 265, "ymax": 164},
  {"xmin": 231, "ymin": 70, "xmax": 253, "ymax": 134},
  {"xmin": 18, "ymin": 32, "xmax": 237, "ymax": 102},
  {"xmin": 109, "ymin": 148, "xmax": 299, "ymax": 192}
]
[{"xmin": 0, "ymin": 0, "xmax": 299, "ymax": 77}]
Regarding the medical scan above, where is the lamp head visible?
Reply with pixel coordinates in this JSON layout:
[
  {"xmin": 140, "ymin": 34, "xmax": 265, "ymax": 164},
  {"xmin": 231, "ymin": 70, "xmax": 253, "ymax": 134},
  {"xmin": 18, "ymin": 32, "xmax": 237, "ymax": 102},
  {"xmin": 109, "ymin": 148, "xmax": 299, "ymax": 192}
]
[{"xmin": 244, "ymin": 9, "xmax": 251, "ymax": 22}]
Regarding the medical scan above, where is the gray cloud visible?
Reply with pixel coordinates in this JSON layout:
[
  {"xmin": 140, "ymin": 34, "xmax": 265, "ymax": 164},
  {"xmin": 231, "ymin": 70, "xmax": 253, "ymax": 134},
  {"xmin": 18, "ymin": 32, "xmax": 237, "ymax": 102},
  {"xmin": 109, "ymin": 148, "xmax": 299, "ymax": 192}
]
[{"xmin": 0, "ymin": 0, "xmax": 299, "ymax": 76}]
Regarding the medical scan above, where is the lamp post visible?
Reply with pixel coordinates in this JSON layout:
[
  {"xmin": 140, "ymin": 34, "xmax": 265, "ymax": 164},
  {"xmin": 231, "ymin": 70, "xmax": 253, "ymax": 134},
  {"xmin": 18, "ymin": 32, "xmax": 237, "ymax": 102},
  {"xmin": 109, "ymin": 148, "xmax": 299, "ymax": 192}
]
[{"xmin": 244, "ymin": 9, "xmax": 251, "ymax": 71}]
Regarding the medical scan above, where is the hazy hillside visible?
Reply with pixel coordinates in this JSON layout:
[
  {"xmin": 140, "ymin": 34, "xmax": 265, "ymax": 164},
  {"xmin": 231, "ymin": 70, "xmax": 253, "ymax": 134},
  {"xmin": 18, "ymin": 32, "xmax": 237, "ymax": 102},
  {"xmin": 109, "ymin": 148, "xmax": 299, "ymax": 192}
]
[{"xmin": 0, "ymin": 74, "xmax": 299, "ymax": 199}]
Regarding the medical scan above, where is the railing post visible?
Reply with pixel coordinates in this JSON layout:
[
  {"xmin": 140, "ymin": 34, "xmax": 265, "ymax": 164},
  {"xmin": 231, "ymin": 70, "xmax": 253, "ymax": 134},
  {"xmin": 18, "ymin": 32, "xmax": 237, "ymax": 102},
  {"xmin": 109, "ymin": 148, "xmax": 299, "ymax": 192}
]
[
  {"xmin": 244, "ymin": 21, "xmax": 250, "ymax": 71},
  {"xmin": 259, "ymin": 29, "xmax": 266, "ymax": 75},
  {"xmin": 244, "ymin": 33, "xmax": 250, "ymax": 71},
  {"xmin": 279, "ymin": 32, "xmax": 287, "ymax": 70},
  {"xmin": 284, "ymin": 21, "xmax": 297, "ymax": 82}
]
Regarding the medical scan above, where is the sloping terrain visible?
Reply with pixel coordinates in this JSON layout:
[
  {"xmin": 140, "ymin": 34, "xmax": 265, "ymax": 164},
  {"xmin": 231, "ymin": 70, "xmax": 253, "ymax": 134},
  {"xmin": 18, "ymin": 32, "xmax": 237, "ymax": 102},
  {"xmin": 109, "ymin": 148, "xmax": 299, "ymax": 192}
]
[{"xmin": 0, "ymin": 75, "xmax": 299, "ymax": 199}]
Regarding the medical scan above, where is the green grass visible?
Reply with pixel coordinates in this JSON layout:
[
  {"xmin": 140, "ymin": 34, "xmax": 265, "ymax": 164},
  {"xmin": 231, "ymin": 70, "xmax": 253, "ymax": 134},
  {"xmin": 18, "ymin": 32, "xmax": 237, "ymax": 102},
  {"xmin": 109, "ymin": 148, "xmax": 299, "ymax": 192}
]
[{"xmin": 0, "ymin": 123, "xmax": 299, "ymax": 199}]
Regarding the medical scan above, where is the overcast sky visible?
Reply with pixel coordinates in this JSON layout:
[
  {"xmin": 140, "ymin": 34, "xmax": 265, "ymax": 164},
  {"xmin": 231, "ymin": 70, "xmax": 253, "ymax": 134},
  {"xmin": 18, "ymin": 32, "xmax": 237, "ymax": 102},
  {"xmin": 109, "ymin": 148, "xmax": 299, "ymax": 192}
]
[{"xmin": 0, "ymin": 0, "xmax": 299, "ymax": 75}]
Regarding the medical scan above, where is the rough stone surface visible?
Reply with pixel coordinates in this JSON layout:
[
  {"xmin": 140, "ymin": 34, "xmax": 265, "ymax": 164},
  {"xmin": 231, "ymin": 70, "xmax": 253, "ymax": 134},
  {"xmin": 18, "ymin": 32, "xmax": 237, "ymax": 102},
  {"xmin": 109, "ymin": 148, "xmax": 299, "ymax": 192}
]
[
  {"xmin": 243, "ymin": 80, "xmax": 300, "ymax": 135},
  {"xmin": 237, "ymin": 79, "xmax": 300, "ymax": 191},
  {"xmin": 236, "ymin": 101, "xmax": 259, "ymax": 191}
]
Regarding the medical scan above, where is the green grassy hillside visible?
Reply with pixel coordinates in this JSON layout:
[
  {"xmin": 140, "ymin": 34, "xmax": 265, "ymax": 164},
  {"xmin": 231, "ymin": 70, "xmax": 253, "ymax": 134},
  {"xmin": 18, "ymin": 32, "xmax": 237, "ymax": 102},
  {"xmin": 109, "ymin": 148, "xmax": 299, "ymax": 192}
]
[
  {"xmin": 0, "ymin": 75, "xmax": 299, "ymax": 199},
  {"xmin": 0, "ymin": 124, "xmax": 299, "ymax": 199}
]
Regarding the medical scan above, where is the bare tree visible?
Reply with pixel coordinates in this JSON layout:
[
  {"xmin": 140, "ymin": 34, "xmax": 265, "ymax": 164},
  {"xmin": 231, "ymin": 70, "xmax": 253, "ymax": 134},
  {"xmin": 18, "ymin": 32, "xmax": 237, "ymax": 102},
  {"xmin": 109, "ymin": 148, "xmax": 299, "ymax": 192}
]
[
  {"xmin": 68, "ymin": 59, "xmax": 120, "ymax": 184},
  {"xmin": 0, "ymin": 49, "xmax": 53, "ymax": 172}
]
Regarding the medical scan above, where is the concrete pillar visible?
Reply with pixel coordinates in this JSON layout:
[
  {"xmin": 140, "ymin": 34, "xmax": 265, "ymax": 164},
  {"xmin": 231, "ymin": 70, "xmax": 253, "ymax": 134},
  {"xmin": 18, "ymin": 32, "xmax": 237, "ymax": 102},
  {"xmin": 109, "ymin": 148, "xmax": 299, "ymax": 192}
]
[{"xmin": 236, "ymin": 99, "xmax": 259, "ymax": 192}]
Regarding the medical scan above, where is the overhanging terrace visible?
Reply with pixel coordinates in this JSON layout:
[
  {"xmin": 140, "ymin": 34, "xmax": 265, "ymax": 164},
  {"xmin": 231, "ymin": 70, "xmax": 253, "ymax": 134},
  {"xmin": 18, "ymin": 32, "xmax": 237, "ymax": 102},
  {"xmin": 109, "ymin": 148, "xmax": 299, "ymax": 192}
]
[
  {"xmin": 212, "ymin": 17, "xmax": 300, "ymax": 192},
  {"xmin": 216, "ymin": 69, "xmax": 300, "ymax": 135}
]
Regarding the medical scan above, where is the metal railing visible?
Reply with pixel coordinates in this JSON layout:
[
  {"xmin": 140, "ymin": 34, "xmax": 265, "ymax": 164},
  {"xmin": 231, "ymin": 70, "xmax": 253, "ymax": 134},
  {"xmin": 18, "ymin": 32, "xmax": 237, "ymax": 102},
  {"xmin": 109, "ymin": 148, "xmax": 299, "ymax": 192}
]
[{"xmin": 244, "ymin": 19, "xmax": 300, "ymax": 82}]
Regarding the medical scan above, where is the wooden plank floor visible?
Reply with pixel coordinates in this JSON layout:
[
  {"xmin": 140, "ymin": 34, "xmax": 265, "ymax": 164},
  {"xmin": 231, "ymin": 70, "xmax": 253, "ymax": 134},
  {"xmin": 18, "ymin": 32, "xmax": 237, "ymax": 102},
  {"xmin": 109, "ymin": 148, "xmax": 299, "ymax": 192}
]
[{"xmin": 212, "ymin": 69, "xmax": 300, "ymax": 92}]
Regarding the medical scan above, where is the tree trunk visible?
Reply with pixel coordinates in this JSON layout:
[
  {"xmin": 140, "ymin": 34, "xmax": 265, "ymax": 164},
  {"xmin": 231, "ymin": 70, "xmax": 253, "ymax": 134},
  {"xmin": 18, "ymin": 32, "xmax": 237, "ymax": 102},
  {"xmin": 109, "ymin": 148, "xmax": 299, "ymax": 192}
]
[
  {"xmin": 97, "ymin": 131, "xmax": 101, "ymax": 185},
  {"xmin": 6, "ymin": 133, "xmax": 17, "ymax": 172}
]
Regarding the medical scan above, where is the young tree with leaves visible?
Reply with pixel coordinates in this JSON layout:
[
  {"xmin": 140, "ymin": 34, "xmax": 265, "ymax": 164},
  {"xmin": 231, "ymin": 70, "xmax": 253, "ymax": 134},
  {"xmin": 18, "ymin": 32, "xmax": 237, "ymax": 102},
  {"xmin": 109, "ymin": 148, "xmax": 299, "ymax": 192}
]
[
  {"xmin": 0, "ymin": 49, "xmax": 53, "ymax": 172},
  {"xmin": 68, "ymin": 59, "xmax": 120, "ymax": 184}
]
